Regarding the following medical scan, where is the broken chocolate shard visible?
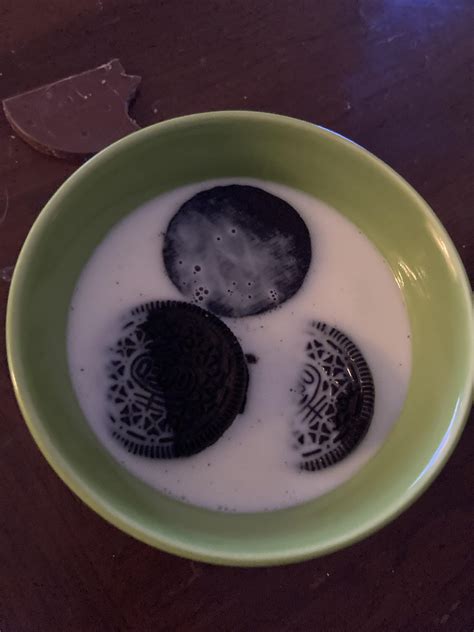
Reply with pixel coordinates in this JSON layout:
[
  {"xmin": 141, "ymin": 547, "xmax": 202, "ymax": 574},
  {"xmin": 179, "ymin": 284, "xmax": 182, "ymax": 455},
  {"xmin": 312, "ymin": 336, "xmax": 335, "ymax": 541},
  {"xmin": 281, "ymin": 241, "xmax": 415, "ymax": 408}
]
[{"xmin": 2, "ymin": 59, "xmax": 141, "ymax": 159}]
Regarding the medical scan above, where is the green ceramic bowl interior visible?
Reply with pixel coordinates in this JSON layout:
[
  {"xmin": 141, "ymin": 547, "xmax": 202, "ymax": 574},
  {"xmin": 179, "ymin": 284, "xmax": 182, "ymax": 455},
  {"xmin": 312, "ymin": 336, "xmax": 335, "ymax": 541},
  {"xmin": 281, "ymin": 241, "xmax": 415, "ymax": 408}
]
[{"xmin": 7, "ymin": 112, "xmax": 473, "ymax": 566}]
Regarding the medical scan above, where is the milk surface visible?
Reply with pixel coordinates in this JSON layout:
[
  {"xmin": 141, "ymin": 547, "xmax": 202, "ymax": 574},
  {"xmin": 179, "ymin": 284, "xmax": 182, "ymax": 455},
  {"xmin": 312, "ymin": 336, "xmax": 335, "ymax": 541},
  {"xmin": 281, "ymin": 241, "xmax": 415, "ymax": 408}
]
[{"xmin": 67, "ymin": 179, "xmax": 411, "ymax": 512}]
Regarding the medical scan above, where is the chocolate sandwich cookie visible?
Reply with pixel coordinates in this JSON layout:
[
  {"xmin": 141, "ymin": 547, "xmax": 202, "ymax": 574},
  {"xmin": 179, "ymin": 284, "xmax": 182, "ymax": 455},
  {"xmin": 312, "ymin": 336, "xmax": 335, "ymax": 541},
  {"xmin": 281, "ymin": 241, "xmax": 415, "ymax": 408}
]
[
  {"xmin": 162, "ymin": 185, "xmax": 312, "ymax": 317},
  {"xmin": 107, "ymin": 301, "xmax": 249, "ymax": 458},
  {"xmin": 293, "ymin": 321, "xmax": 375, "ymax": 471}
]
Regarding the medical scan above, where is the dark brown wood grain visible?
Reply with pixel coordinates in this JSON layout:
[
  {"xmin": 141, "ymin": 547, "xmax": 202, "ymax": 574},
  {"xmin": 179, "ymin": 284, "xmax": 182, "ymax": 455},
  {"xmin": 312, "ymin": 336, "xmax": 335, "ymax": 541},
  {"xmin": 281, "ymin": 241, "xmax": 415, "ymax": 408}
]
[{"xmin": 0, "ymin": 1, "xmax": 473, "ymax": 630}]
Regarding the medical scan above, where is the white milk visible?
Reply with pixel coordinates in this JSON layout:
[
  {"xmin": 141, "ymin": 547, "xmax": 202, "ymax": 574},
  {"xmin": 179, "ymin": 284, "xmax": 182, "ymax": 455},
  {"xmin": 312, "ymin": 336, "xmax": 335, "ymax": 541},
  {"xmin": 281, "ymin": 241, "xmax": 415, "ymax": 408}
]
[{"xmin": 67, "ymin": 179, "xmax": 411, "ymax": 512}]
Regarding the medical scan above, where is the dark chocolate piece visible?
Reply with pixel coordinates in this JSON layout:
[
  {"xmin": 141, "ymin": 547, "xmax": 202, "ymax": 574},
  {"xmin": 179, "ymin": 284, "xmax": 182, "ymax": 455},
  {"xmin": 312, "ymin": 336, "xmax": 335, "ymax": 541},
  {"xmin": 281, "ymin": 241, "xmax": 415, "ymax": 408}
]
[
  {"xmin": 163, "ymin": 185, "xmax": 312, "ymax": 318},
  {"xmin": 2, "ymin": 59, "xmax": 140, "ymax": 159},
  {"xmin": 293, "ymin": 321, "xmax": 375, "ymax": 471},
  {"xmin": 107, "ymin": 301, "xmax": 249, "ymax": 458}
]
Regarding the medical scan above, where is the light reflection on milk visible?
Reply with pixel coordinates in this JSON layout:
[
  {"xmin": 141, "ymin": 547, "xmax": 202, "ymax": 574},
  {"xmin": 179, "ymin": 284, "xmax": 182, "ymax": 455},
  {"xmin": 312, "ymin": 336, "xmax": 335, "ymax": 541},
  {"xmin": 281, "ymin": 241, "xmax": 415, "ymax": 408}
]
[{"xmin": 67, "ymin": 179, "xmax": 411, "ymax": 512}]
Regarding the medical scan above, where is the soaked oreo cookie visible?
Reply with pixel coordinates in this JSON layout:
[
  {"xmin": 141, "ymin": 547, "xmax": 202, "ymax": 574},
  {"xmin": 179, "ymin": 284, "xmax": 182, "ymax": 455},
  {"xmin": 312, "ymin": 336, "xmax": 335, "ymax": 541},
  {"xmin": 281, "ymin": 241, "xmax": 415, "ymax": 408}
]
[
  {"xmin": 163, "ymin": 185, "xmax": 312, "ymax": 317},
  {"xmin": 107, "ymin": 301, "xmax": 249, "ymax": 458},
  {"xmin": 293, "ymin": 321, "xmax": 375, "ymax": 471}
]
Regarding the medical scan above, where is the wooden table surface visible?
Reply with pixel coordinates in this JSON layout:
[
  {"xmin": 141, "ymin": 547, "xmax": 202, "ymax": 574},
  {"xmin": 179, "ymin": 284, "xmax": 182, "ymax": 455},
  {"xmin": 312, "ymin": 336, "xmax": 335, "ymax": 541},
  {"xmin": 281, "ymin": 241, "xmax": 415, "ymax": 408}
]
[{"xmin": 0, "ymin": 1, "xmax": 472, "ymax": 630}]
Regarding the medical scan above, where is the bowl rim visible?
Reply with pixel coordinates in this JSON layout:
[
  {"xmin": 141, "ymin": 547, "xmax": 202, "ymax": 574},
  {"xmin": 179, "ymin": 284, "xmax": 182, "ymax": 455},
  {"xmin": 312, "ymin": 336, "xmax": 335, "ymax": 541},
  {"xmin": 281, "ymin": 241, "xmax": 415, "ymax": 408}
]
[{"xmin": 6, "ymin": 110, "xmax": 473, "ymax": 566}]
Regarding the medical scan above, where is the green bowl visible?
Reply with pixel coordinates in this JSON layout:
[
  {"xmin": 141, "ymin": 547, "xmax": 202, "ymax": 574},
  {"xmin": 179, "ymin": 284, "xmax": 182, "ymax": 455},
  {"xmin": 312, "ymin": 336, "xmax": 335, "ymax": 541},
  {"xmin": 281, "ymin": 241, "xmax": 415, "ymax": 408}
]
[{"xmin": 6, "ymin": 112, "xmax": 473, "ymax": 566}]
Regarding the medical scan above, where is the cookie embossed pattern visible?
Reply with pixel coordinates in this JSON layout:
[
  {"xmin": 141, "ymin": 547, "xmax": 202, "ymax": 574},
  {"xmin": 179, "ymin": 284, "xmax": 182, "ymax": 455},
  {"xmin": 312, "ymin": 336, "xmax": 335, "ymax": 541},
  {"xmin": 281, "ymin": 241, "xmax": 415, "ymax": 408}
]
[
  {"xmin": 294, "ymin": 322, "xmax": 375, "ymax": 472},
  {"xmin": 107, "ymin": 301, "xmax": 249, "ymax": 458}
]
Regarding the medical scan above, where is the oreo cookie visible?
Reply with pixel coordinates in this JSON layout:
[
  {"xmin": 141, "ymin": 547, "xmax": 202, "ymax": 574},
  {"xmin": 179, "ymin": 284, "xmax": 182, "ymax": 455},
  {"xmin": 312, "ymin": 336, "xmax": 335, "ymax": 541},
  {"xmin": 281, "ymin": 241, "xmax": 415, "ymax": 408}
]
[
  {"xmin": 293, "ymin": 321, "xmax": 375, "ymax": 471},
  {"xmin": 107, "ymin": 301, "xmax": 249, "ymax": 458},
  {"xmin": 162, "ymin": 185, "xmax": 312, "ymax": 317}
]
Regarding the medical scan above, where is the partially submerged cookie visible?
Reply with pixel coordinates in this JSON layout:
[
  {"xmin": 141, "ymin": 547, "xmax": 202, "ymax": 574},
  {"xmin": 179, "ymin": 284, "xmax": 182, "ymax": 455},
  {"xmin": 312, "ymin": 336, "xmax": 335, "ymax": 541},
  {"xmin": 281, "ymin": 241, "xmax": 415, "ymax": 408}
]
[
  {"xmin": 2, "ymin": 59, "xmax": 140, "ymax": 159},
  {"xmin": 107, "ymin": 301, "xmax": 249, "ymax": 458},
  {"xmin": 163, "ymin": 185, "xmax": 312, "ymax": 317},
  {"xmin": 293, "ymin": 321, "xmax": 375, "ymax": 471}
]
